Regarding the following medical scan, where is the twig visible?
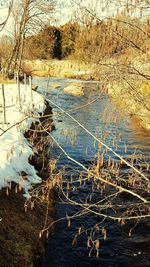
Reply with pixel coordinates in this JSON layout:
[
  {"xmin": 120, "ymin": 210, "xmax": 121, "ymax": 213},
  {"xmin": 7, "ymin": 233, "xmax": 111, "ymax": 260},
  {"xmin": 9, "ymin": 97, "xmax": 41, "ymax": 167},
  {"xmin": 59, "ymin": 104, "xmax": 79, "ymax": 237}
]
[{"xmin": 46, "ymin": 98, "xmax": 149, "ymax": 182}]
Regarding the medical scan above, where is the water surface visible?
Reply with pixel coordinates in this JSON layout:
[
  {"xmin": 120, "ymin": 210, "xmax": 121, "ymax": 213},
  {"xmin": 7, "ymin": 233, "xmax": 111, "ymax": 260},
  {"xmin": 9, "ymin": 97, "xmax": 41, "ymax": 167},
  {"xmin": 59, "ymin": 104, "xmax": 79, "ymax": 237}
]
[{"xmin": 33, "ymin": 77, "xmax": 150, "ymax": 267}]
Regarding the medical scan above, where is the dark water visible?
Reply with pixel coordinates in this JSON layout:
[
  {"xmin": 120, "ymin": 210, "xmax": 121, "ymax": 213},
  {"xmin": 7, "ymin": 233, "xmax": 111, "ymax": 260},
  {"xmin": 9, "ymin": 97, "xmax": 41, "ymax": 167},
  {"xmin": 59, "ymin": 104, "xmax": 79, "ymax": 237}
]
[{"xmin": 33, "ymin": 77, "xmax": 150, "ymax": 267}]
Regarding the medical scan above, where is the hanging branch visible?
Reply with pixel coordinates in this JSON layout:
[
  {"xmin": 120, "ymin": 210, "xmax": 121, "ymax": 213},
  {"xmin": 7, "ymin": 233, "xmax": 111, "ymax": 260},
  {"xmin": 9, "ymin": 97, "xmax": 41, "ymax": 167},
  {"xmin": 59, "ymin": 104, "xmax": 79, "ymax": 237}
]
[
  {"xmin": 46, "ymin": 98, "xmax": 149, "ymax": 182},
  {"xmin": 43, "ymin": 129, "xmax": 148, "ymax": 204}
]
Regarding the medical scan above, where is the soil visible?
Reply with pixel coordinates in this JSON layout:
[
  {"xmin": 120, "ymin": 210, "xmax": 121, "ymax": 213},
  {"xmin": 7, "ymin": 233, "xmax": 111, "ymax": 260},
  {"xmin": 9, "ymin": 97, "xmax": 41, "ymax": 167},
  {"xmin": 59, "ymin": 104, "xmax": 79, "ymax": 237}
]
[
  {"xmin": 0, "ymin": 100, "xmax": 54, "ymax": 267},
  {"xmin": 0, "ymin": 185, "xmax": 54, "ymax": 267}
]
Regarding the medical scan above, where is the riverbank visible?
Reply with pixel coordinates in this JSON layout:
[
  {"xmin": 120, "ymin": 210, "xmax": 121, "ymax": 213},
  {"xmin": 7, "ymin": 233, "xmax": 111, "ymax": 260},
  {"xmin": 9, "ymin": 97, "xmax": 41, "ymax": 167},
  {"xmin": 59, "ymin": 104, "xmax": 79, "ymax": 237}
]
[
  {"xmin": 107, "ymin": 80, "xmax": 150, "ymax": 130},
  {"xmin": 22, "ymin": 59, "xmax": 150, "ymax": 130},
  {"xmin": 0, "ymin": 84, "xmax": 55, "ymax": 266},
  {"xmin": 22, "ymin": 59, "xmax": 95, "ymax": 80},
  {"xmin": 0, "ymin": 183, "xmax": 54, "ymax": 267}
]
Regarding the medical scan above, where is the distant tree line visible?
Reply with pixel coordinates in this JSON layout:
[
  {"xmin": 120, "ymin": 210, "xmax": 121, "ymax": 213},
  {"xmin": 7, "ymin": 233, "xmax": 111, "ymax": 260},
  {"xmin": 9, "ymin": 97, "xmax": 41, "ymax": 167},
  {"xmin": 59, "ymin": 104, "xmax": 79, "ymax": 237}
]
[
  {"xmin": 23, "ymin": 15, "xmax": 149, "ymax": 63},
  {"xmin": 0, "ymin": 13, "xmax": 149, "ymax": 73},
  {"xmin": 23, "ymin": 22, "xmax": 80, "ymax": 60}
]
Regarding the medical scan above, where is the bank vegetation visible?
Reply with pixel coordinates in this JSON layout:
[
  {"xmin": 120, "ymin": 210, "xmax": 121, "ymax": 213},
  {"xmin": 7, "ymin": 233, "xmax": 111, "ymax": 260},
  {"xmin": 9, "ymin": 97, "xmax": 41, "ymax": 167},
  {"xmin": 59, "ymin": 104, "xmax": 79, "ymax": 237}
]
[
  {"xmin": 0, "ymin": 0, "xmax": 150, "ymax": 265},
  {"xmin": 1, "ymin": 0, "xmax": 149, "ymax": 128}
]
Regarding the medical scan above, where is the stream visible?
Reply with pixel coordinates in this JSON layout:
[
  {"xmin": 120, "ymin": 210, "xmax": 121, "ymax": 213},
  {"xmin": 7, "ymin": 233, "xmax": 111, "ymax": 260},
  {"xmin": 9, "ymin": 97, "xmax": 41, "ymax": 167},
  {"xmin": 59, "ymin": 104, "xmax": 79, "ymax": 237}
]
[{"xmin": 33, "ymin": 77, "xmax": 150, "ymax": 267}]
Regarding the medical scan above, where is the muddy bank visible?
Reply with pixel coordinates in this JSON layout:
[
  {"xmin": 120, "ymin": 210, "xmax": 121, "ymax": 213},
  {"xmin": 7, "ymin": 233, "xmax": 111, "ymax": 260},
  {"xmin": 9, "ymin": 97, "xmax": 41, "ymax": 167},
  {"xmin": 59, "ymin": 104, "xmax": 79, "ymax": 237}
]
[
  {"xmin": 0, "ymin": 101, "xmax": 54, "ymax": 267},
  {"xmin": 0, "ymin": 185, "xmax": 54, "ymax": 267}
]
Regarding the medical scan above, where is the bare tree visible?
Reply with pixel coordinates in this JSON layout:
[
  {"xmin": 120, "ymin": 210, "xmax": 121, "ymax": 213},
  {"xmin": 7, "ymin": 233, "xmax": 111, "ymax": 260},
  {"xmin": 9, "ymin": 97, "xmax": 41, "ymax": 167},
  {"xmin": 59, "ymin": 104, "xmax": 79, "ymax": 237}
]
[
  {"xmin": 6, "ymin": 0, "xmax": 56, "ymax": 75},
  {"xmin": 72, "ymin": 0, "xmax": 150, "ymax": 129},
  {"xmin": 0, "ymin": 0, "xmax": 13, "ymax": 33}
]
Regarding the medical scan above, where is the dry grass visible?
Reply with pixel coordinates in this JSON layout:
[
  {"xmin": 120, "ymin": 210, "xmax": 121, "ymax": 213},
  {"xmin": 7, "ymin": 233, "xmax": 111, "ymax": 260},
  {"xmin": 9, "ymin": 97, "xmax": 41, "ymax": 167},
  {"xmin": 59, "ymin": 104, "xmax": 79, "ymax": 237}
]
[
  {"xmin": 22, "ymin": 59, "xmax": 94, "ymax": 79},
  {"xmin": 140, "ymin": 81, "xmax": 150, "ymax": 95},
  {"xmin": 0, "ymin": 74, "xmax": 15, "ymax": 84}
]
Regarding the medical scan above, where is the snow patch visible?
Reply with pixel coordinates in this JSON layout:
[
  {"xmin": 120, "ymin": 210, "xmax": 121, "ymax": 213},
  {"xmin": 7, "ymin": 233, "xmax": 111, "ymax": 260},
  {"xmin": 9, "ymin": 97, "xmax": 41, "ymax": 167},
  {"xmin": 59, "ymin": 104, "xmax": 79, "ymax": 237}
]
[{"xmin": 0, "ymin": 83, "xmax": 45, "ymax": 196}]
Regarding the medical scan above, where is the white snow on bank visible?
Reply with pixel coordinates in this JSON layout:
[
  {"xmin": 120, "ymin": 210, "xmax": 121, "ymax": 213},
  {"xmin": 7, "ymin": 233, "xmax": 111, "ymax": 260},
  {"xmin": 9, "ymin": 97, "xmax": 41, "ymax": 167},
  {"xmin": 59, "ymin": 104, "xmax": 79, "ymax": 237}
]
[
  {"xmin": 73, "ymin": 70, "xmax": 93, "ymax": 76},
  {"xmin": 0, "ymin": 83, "xmax": 45, "ymax": 197}
]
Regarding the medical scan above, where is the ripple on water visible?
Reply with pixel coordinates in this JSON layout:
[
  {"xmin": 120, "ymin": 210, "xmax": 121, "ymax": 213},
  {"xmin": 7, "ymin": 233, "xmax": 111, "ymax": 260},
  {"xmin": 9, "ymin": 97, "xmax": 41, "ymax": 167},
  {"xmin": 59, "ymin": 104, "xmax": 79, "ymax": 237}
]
[{"xmin": 33, "ymin": 77, "xmax": 150, "ymax": 267}]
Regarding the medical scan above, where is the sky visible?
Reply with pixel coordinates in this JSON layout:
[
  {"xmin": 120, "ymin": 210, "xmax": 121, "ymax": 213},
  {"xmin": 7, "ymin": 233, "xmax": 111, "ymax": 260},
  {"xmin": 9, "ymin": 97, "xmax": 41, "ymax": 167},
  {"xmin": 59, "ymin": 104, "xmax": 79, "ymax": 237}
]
[
  {"xmin": 0, "ymin": 0, "xmax": 108, "ymax": 25},
  {"xmin": 0, "ymin": 0, "xmax": 74, "ymax": 36},
  {"xmin": 0, "ymin": 5, "xmax": 11, "ymax": 36},
  {"xmin": 0, "ymin": 6, "xmax": 9, "ymax": 22},
  {"xmin": 0, "ymin": 0, "xmax": 148, "ymax": 36}
]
